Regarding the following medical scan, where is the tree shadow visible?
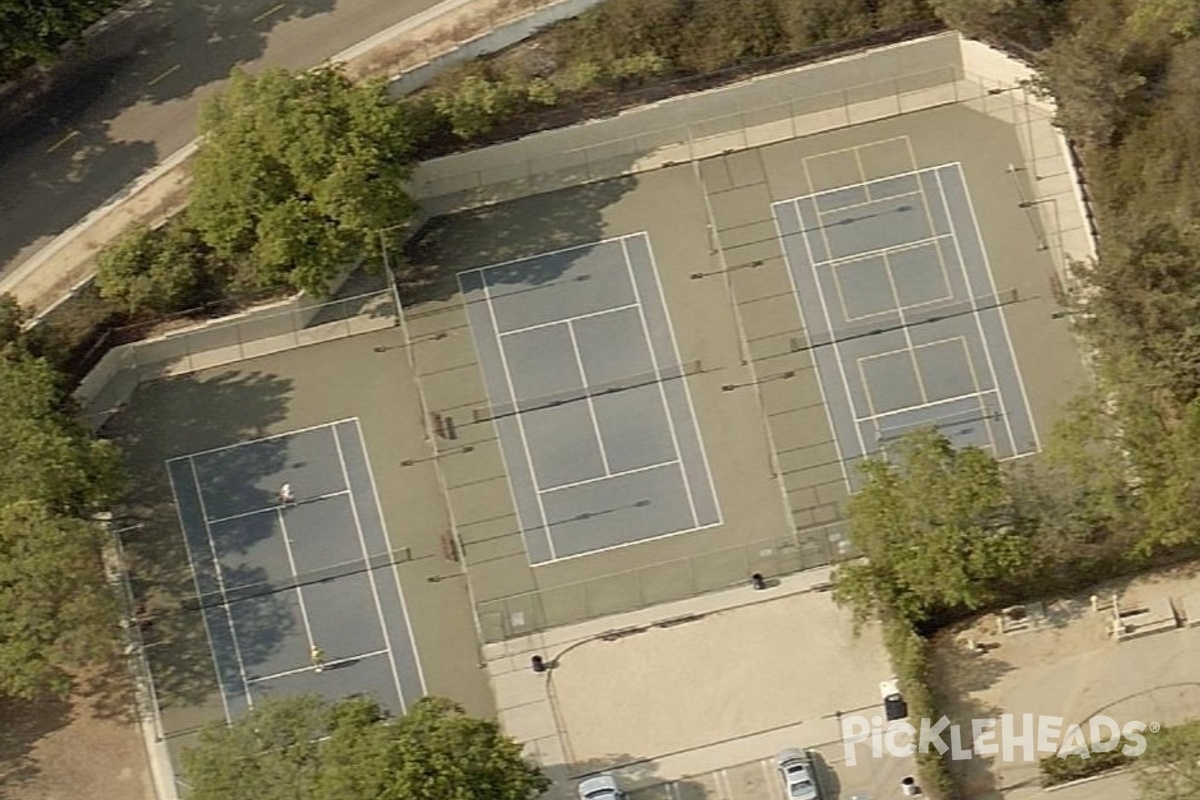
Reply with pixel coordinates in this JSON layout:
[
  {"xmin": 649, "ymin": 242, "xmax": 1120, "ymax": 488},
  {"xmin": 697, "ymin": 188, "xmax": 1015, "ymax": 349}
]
[
  {"xmin": 0, "ymin": 0, "xmax": 336, "ymax": 268},
  {"xmin": 101, "ymin": 367, "xmax": 293, "ymax": 732},
  {"xmin": 400, "ymin": 176, "xmax": 640, "ymax": 306},
  {"xmin": 565, "ymin": 753, "xmax": 690, "ymax": 800},
  {"xmin": 0, "ymin": 693, "xmax": 71, "ymax": 798}
]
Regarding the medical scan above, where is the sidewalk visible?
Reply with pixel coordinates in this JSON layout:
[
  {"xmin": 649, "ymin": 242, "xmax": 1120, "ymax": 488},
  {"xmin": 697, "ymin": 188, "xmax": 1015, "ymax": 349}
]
[{"xmin": 0, "ymin": 0, "xmax": 562, "ymax": 319}]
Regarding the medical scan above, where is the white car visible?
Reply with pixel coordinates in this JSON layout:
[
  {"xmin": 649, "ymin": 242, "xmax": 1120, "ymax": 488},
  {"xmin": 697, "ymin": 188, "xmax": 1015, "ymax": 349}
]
[
  {"xmin": 774, "ymin": 748, "xmax": 820, "ymax": 800},
  {"xmin": 578, "ymin": 773, "xmax": 623, "ymax": 800}
]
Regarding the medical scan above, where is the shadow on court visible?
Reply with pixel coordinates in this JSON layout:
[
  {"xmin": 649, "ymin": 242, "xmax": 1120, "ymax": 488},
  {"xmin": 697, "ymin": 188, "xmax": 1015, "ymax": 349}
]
[
  {"xmin": 400, "ymin": 176, "xmax": 639, "ymax": 303},
  {"xmin": 104, "ymin": 368, "xmax": 295, "ymax": 735}
]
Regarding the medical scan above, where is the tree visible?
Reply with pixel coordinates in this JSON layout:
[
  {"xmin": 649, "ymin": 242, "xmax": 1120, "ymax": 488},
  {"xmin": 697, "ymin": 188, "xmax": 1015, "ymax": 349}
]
[
  {"xmin": 96, "ymin": 222, "xmax": 218, "ymax": 315},
  {"xmin": 0, "ymin": 349, "xmax": 122, "ymax": 514},
  {"xmin": 183, "ymin": 695, "xmax": 550, "ymax": 800},
  {"xmin": 833, "ymin": 429, "xmax": 1031, "ymax": 625},
  {"xmin": 930, "ymin": 0, "xmax": 1067, "ymax": 49},
  {"xmin": 190, "ymin": 66, "xmax": 421, "ymax": 297},
  {"xmin": 0, "ymin": 500, "xmax": 117, "ymax": 699},
  {"xmin": 1136, "ymin": 720, "xmax": 1200, "ymax": 799},
  {"xmin": 0, "ymin": 0, "xmax": 121, "ymax": 77},
  {"xmin": 1033, "ymin": 8, "xmax": 1151, "ymax": 149}
]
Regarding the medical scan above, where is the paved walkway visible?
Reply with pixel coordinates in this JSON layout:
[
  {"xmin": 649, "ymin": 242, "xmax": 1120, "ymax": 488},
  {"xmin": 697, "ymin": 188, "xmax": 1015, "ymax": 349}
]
[
  {"xmin": 0, "ymin": 0, "xmax": 560, "ymax": 318},
  {"xmin": 484, "ymin": 566, "xmax": 921, "ymax": 800}
]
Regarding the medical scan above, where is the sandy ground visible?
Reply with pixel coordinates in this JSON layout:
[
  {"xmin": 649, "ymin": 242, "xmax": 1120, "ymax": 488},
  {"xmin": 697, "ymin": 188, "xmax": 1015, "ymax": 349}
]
[
  {"xmin": 932, "ymin": 561, "xmax": 1200, "ymax": 799},
  {"xmin": 0, "ymin": 666, "xmax": 154, "ymax": 800}
]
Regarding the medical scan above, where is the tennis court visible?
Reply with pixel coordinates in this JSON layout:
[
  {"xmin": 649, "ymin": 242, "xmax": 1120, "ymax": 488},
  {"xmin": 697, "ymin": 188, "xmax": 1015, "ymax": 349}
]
[
  {"xmin": 458, "ymin": 233, "xmax": 721, "ymax": 565},
  {"xmin": 774, "ymin": 154, "xmax": 1038, "ymax": 489},
  {"xmin": 165, "ymin": 418, "xmax": 424, "ymax": 720}
]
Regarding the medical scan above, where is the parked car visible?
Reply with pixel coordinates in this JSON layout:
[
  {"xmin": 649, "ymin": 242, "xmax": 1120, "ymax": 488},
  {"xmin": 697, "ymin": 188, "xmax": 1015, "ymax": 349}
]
[
  {"xmin": 774, "ymin": 748, "xmax": 820, "ymax": 800},
  {"xmin": 578, "ymin": 773, "xmax": 623, "ymax": 800},
  {"xmin": 880, "ymin": 678, "xmax": 908, "ymax": 721}
]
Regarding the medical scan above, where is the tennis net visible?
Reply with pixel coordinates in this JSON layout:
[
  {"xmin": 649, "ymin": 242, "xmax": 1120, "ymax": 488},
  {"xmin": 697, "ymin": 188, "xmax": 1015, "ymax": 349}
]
[
  {"xmin": 184, "ymin": 550, "xmax": 409, "ymax": 611},
  {"xmin": 472, "ymin": 359, "xmax": 703, "ymax": 422},
  {"xmin": 792, "ymin": 289, "xmax": 1019, "ymax": 353}
]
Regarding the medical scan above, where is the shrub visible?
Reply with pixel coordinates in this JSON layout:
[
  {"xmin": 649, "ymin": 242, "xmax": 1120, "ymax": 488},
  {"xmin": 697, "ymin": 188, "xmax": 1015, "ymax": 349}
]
[{"xmin": 1040, "ymin": 739, "xmax": 1133, "ymax": 786}]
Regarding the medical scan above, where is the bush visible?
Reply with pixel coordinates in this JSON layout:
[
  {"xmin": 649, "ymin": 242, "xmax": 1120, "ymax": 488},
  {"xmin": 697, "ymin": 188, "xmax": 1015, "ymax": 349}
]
[
  {"xmin": 608, "ymin": 52, "xmax": 668, "ymax": 84},
  {"xmin": 1040, "ymin": 739, "xmax": 1133, "ymax": 786},
  {"xmin": 432, "ymin": 74, "xmax": 524, "ymax": 138},
  {"xmin": 95, "ymin": 222, "xmax": 220, "ymax": 315},
  {"xmin": 882, "ymin": 617, "xmax": 958, "ymax": 799}
]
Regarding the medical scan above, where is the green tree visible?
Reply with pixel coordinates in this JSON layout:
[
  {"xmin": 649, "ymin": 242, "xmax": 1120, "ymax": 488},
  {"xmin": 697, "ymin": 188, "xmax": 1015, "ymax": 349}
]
[
  {"xmin": 183, "ymin": 695, "xmax": 550, "ymax": 800},
  {"xmin": 833, "ymin": 429, "xmax": 1030, "ymax": 625},
  {"xmin": 190, "ymin": 66, "xmax": 420, "ymax": 296},
  {"xmin": 930, "ymin": 0, "xmax": 1067, "ymax": 49},
  {"xmin": 96, "ymin": 222, "xmax": 218, "ymax": 315},
  {"xmin": 432, "ymin": 73, "xmax": 524, "ymax": 139},
  {"xmin": 0, "ymin": 0, "xmax": 121, "ymax": 77},
  {"xmin": 0, "ymin": 349, "xmax": 121, "ymax": 514},
  {"xmin": 0, "ymin": 500, "xmax": 117, "ymax": 699},
  {"xmin": 1033, "ymin": 7, "xmax": 1151, "ymax": 148},
  {"xmin": 1136, "ymin": 720, "xmax": 1200, "ymax": 799}
]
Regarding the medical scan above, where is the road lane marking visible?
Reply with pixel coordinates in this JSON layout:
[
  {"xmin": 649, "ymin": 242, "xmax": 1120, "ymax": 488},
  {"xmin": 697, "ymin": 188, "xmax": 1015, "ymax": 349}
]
[
  {"xmin": 46, "ymin": 130, "xmax": 80, "ymax": 154},
  {"xmin": 254, "ymin": 3, "xmax": 285, "ymax": 22},
  {"xmin": 148, "ymin": 64, "xmax": 181, "ymax": 86}
]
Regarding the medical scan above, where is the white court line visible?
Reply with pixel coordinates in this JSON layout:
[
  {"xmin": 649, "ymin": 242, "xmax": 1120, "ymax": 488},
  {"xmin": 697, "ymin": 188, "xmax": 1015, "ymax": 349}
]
[
  {"xmin": 165, "ymin": 418, "xmax": 355, "ymax": 463},
  {"xmin": 165, "ymin": 464, "xmax": 232, "ymax": 723},
  {"xmin": 771, "ymin": 202, "xmax": 851, "ymax": 490},
  {"xmin": 856, "ymin": 351, "xmax": 878, "ymax": 419},
  {"xmin": 933, "ymin": 168, "xmax": 1017, "ymax": 455},
  {"xmin": 803, "ymin": 135, "xmax": 911, "ymax": 171},
  {"xmin": 882, "ymin": 250, "xmax": 929, "ymax": 405},
  {"xmin": 538, "ymin": 460, "xmax": 679, "ymax": 495},
  {"xmin": 349, "ymin": 419, "xmax": 427, "ymax": 695},
  {"xmin": 951, "ymin": 164, "xmax": 1042, "ymax": 454},
  {"xmin": 806, "ymin": 161, "xmax": 925, "ymax": 200},
  {"xmin": 955, "ymin": 333, "xmax": 1003, "ymax": 455},
  {"xmin": 275, "ymin": 511, "xmax": 317, "ymax": 650},
  {"xmin": 481, "ymin": 278, "xmax": 557, "ymax": 560},
  {"xmin": 620, "ymin": 237, "xmax": 698, "ymax": 529},
  {"xmin": 206, "ymin": 489, "xmax": 351, "ymax": 526},
  {"xmin": 792, "ymin": 193, "xmax": 870, "ymax": 464},
  {"xmin": 457, "ymin": 232, "xmax": 638, "ymax": 281},
  {"xmin": 812, "ymin": 233, "xmax": 954, "ymax": 269},
  {"xmin": 566, "ymin": 320, "xmax": 612, "ymax": 475},
  {"xmin": 496, "ymin": 303, "xmax": 640, "ymax": 339},
  {"xmin": 246, "ymin": 648, "xmax": 390, "ymax": 684},
  {"xmin": 853, "ymin": 146, "xmax": 870, "ymax": 201},
  {"xmin": 640, "ymin": 234, "xmax": 723, "ymax": 526},
  {"xmin": 187, "ymin": 457, "xmax": 254, "ymax": 711},
  {"xmin": 857, "ymin": 335, "xmax": 968, "ymax": 365},
  {"xmin": 815, "ymin": 190, "xmax": 927, "ymax": 223},
  {"xmin": 855, "ymin": 389, "xmax": 997, "ymax": 424},
  {"xmin": 331, "ymin": 423, "xmax": 408, "ymax": 711},
  {"xmin": 537, "ymin": 519, "xmax": 725, "ymax": 565}
]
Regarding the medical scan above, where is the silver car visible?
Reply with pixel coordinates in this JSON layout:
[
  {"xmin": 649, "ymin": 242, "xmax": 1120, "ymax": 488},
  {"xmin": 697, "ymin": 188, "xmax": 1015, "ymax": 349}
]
[
  {"xmin": 775, "ymin": 748, "xmax": 820, "ymax": 800},
  {"xmin": 578, "ymin": 773, "xmax": 623, "ymax": 800}
]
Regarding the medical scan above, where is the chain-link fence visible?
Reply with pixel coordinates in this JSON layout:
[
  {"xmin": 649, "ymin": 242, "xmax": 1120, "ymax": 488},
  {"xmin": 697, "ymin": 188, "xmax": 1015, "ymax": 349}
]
[
  {"xmin": 475, "ymin": 520, "xmax": 849, "ymax": 642},
  {"xmin": 103, "ymin": 524, "xmax": 165, "ymax": 743},
  {"xmin": 75, "ymin": 288, "xmax": 398, "ymax": 430}
]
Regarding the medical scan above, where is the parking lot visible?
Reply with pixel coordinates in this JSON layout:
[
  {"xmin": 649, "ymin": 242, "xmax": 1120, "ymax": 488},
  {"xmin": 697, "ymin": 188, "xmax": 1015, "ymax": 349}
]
[{"xmin": 486, "ymin": 569, "xmax": 922, "ymax": 800}]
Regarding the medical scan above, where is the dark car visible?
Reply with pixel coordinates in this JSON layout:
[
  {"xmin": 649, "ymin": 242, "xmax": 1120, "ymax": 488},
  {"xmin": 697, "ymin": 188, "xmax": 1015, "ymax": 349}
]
[{"xmin": 880, "ymin": 679, "xmax": 908, "ymax": 721}]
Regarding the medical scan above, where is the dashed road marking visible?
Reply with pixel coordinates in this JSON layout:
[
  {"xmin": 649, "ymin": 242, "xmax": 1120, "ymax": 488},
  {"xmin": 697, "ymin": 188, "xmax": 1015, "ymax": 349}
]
[
  {"xmin": 254, "ymin": 3, "xmax": 285, "ymax": 22},
  {"xmin": 46, "ymin": 130, "xmax": 80, "ymax": 153},
  {"xmin": 148, "ymin": 64, "xmax": 181, "ymax": 86}
]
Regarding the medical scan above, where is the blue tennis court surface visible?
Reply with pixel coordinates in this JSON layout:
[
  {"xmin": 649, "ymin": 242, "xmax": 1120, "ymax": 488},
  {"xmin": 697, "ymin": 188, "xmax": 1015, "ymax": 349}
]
[
  {"xmin": 459, "ymin": 233, "xmax": 721, "ymax": 564},
  {"xmin": 774, "ymin": 163, "xmax": 1038, "ymax": 489},
  {"xmin": 166, "ymin": 419, "xmax": 423, "ymax": 720}
]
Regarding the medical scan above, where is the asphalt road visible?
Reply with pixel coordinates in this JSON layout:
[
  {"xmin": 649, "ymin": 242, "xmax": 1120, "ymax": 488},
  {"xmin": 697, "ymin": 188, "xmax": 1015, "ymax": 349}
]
[{"xmin": 0, "ymin": 0, "xmax": 444, "ymax": 276}]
